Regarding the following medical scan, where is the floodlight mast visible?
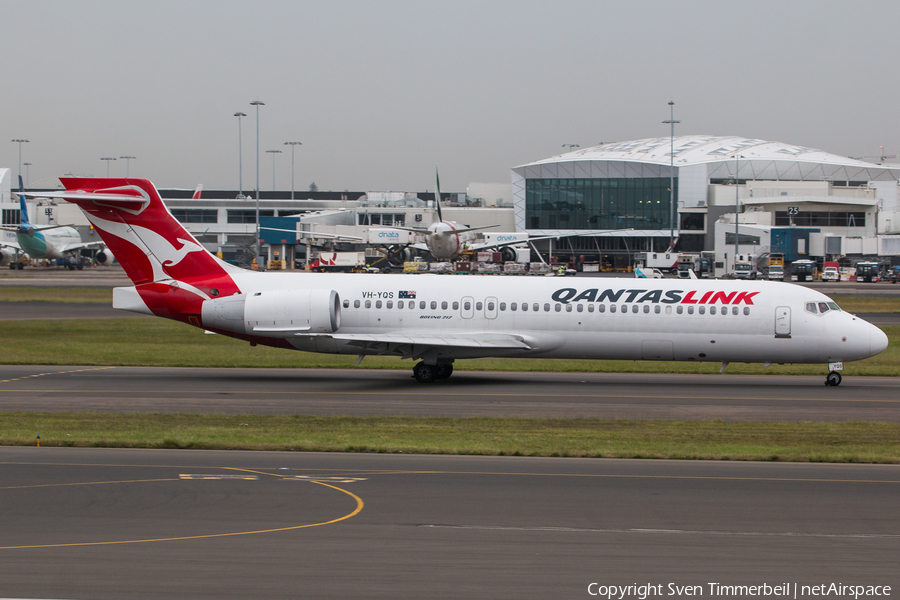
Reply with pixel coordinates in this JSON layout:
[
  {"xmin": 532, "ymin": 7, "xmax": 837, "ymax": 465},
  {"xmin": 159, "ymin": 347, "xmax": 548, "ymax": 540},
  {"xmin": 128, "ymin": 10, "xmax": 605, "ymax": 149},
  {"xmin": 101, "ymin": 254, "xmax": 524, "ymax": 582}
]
[{"xmin": 662, "ymin": 101, "xmax": 680, "ymax": 250}]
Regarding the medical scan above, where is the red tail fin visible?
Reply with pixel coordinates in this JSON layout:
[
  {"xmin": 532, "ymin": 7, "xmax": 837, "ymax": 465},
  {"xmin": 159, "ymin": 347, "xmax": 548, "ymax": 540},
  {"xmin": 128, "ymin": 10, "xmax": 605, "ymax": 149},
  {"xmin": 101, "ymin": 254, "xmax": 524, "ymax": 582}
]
[{"xmin": 58, "ymin": 178, "xmax": 241, "ymax": 299}]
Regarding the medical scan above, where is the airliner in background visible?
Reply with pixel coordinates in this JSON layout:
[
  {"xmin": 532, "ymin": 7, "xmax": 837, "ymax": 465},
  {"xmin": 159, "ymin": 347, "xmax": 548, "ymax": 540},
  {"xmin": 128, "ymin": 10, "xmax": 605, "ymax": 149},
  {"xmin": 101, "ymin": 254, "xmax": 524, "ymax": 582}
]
[
  {"xmin": 385, "ymin": 170, "xmax": 552, "ymax": 261},
  {"xmin": 0, "ymin": 177, "xmax": 114, "ymax": 269},
  {"xmin": 26, "ymin": 177, "xmax": 888, "ymax": 386}
]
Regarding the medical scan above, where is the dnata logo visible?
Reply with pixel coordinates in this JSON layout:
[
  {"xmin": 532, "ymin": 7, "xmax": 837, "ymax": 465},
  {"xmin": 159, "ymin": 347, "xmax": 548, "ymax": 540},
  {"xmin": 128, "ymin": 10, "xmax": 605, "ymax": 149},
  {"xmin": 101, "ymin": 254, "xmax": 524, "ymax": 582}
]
[
  {"xmin": 496, "ymin": 235, "xmax": 520, "ymax": 242},
  {"xmin": 377, "ymin": 231, "xmax": 400, "ymax": 239}
]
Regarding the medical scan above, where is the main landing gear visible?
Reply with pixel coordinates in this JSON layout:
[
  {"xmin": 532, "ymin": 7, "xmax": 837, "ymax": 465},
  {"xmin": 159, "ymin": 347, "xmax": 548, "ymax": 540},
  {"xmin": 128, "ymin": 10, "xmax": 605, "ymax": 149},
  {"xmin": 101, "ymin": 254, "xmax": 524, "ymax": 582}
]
[
  {"xmin": 825, "ymin": 371, "xmax": 842, "ymax": 387},
  {"xmin": 413, "ymin": 361, "xmax": 453, "ymax": 383}
]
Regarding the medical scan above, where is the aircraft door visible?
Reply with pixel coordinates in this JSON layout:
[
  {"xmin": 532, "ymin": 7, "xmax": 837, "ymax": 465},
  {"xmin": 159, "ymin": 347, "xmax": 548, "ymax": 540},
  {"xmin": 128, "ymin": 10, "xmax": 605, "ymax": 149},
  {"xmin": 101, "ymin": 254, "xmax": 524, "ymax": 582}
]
[
  {"xmin": 461, "ymin": 296, "xmax": 474, "ymax": 319},
  {"xmin": 485, "ymin": 296, "xmax": 498, "ymax": 320},
  {"xmin": 775, "ymin": 306, "xmax": 791, "ymax": 338}
]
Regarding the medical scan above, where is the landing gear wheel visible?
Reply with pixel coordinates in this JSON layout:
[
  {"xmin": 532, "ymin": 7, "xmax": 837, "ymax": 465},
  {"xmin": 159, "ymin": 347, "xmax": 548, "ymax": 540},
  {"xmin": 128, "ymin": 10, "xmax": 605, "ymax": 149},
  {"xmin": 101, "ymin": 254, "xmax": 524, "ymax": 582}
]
[
  {"xmin": 413, "ymin": 362, "xmax": 437, "ymax": 383},
  {"xmin": 825, "ymin": 371, "xmax": 842, "ymax": 386},
  {"xmin": 435, "ymin": 363, "xmax": 453, "ymax": 380}
]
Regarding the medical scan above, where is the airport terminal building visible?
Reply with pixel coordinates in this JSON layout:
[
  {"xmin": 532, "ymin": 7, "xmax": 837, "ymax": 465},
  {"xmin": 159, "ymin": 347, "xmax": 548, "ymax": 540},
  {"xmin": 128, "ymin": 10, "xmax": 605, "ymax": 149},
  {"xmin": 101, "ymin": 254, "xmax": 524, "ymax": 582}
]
[{"xmin": 512, "ymin": 136, "xmax": 900, "ymax": 267}]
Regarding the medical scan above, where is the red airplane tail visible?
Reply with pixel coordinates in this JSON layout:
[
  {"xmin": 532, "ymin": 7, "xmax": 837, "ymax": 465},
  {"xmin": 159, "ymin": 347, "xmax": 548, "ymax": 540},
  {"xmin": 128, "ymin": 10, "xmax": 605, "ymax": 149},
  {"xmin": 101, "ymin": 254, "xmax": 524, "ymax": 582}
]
[{"xmin": 50, "ymin": 178, "xmax": 243, "ymax": 320}]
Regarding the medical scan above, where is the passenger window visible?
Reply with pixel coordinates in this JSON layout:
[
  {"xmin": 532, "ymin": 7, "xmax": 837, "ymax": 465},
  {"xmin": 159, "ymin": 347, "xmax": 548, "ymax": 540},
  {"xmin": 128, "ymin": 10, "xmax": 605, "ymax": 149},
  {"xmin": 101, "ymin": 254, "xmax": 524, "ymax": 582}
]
[
  {"xmin": 543, "ymin": 303, "xmax": 550, "ymax": 312},
  {"xmin": 577, "ymin": 304, "xmax": 583, "ymax": 313},
  {"xmin": 441, "ymin": 301, "xmax": 448, "ymax": 310},
  {"xmin": 533, "ymin": 303, "xmax": 540, "ymax": 312},
  {"xmin": 631, "ymin": 305, "xmax": 638, "ymax": 314},
  {"xmin": 677, "ymin": 305, "xmax": 683, "ymax": 314},
  {"xmin": 655, "ymin": 305, "xmax": 661, "ymax": 314},
  {"xmin": 387, "ymin": 301, "xmax": 393, "ymax": 309},
  {"xmin": 398, "ymin": 300, "xmax": 404, "ymax": 309},
  {"xmin": 806, "ymin": 302, "xmax": 817, "ymax": 314},
  {"xmin": 499, "ymin": 302, "xmax": 506, "ymax": 311},
  {"xmin": 565, "ymin": 305, "xmax": 572, "ymax": 313},
  {"xmin": 343, "ymin": 300, "xmax": 350, "ymax": 308},
  {"xmin": 353, "ymin": 300, "xmax": 360, "ymax": 308},
  {"xmin": 643, "ymin": 305, "xmax": 650, "ymax": 314},
  {"xmin": 476, "ymin": 302, "xmax": 483, "ymax": 310},
  {"xmin": 710, "ymin": 306, "xmax": 717, "ymax": 315},
  {"xmin": 419, "ymin": 301, "xmax": 426, "ymax": 310},
  {"xmin": 464, "ymin": 301, "xmax": 471, "ymax": 310},
  {"xmin": 487, "ymin": 302, "xmax": 495, "ymax": 311},
  {"xmin": 410, "ymin": 302, "xmax": 415, "ymax": 310},
  {"xmin": 376, "ymin": 300, "xmax": 382, "ymax": 309},
  {"xmin": 587, "ymin": 304, "xmax": 593, "ymax": 313},
  {"xmin": 452, "ymin": 301, "xmax": 459, "ymax": 310},
  {"xmin": 555, "ymin": 304, "xmax": 561, "ymax": 312},
  {"xmin": 665, "ymin": 305, "xmax": 672, "ymax": 314},
  {"xmin": 818, "ymin": 302, "xmax": 829, "ymax": 314},
  {"xmin": 598, "ymin": 304, "xmax": 605, "ymax": 313},
  {"xmin": 743, "ymin": 307, "xmax": 750, "ymax": 315},
  {"xmin": 698, "ymin": 306, "xmax": 705, "ymax": 315},
  {"xmin": 732, "ymin": 306, "xmax": 738, "ymax": 315},
  {"xmin": 688, "ymin": 306, "xmax": 694, "ymax": 314},
  {"xmin": 365, "ymin": 300, "xmax": 372, "ymax": 308},
  {"xmin": 431, "ymin": 301, "xmax": 437, "ymax": 310},
  {"xmin": 511, "ymin": 302, "xmax": 517, "ymax": 311},
  {"xmin": 521, "ymin": 303, "xmax": 527, "ymax": 312},
  {"xmin": 610, "ymin": 305, "xmax": 617, "ymax": 313}
]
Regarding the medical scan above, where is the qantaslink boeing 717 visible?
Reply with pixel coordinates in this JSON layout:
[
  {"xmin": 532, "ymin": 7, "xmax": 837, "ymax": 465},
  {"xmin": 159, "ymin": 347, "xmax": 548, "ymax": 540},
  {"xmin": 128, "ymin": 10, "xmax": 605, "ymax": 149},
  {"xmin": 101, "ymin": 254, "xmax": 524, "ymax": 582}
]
[{"xmin": 28, "ymin": 178, "xmax": 888, "ymax": 386}]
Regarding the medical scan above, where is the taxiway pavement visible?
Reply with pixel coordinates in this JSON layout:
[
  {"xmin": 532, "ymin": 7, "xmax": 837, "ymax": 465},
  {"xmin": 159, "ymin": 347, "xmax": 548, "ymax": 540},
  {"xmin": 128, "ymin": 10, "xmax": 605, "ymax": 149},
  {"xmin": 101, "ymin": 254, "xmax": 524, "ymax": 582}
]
[
  {"xmin": 1, "ymin": 447, "xmax": 897, "ymax": 600},
  {"xmin": 1, "ymin": 365, "xmax": 898, "ymax": 422}
]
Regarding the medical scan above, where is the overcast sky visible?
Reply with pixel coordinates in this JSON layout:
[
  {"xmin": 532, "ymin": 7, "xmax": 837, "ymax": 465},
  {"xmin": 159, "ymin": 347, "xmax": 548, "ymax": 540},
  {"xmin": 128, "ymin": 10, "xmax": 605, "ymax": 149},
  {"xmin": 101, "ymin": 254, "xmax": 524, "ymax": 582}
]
[{"xmin": 3, "ymin": 0, "xmax": 899, "ymax": 192}]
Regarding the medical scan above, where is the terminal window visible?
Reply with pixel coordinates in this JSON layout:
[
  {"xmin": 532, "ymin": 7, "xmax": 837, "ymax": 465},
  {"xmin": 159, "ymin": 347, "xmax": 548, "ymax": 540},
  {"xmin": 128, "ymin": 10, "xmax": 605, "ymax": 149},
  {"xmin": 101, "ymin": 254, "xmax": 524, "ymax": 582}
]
[
  {"xmin": 525, "ymin": 178, "xmax": 675, "ymax": 230},
  {"xmin": 171, "ymin": 209, "xmax": 218, "ymax": 223}
]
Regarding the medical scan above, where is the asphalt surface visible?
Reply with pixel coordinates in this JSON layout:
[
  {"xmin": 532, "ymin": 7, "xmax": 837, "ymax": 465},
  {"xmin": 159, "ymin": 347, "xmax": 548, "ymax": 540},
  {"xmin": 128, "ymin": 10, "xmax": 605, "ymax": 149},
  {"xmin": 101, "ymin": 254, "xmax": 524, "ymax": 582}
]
[
  {"xmin": 1, "ymin": 365, "xmax": 899, "ymax": 422},
  {"xmin": 1, "ymin": 447, "xmax": 897, "ymax": 600}
]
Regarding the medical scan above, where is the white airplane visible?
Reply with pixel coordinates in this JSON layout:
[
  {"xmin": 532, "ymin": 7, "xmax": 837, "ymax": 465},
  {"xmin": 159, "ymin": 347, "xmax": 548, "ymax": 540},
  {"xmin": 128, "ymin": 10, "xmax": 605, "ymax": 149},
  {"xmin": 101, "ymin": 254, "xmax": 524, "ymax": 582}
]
[
  {"xmin": 0, "ymin": 177, "xmax": 113, "ymax": 269},
  {"xmin": 30, "ymin": 177, "xmax": 888, "ymax": 386},
  {"xmin": 384, "ymin": 170, "xmax": 550, "ymax": 262}
]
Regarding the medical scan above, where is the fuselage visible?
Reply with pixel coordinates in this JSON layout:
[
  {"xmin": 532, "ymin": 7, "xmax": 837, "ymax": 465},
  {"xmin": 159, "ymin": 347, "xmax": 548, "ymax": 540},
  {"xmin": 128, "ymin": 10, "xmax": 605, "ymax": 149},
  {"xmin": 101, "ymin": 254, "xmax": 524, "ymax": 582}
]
[
  {"xmin": 186, "ymin": 271, "xmax": 888, "ymax": 366},
  {"xmin": 16, "ymin": 226, "xmax": 82, "ymax": 260}
]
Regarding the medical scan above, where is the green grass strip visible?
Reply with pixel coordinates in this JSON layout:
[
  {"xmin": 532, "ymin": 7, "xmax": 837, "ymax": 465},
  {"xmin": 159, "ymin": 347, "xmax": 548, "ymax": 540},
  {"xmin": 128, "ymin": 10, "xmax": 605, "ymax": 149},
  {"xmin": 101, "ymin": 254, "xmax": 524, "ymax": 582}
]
[{"xmin": 3, "ymin": 413, "xmax": 899, "ymax": 463}]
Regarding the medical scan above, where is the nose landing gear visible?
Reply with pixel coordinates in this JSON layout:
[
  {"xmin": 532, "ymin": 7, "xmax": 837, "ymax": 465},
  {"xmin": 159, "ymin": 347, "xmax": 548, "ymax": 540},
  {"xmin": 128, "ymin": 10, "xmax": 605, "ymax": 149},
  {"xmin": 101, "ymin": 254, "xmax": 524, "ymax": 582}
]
[{"xmin": 825, "ymin": 371, "xmax": 842, "ymax": 386}]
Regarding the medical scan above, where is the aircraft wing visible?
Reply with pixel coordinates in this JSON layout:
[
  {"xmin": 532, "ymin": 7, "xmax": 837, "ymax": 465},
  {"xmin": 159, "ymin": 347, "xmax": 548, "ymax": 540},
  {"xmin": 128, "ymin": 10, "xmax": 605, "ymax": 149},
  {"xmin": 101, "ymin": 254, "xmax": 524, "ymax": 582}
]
[
  {"xmin": 279, "ymin": 331, "xmax": 545, "ymax": 360},
  {"xmin": 56, "ymin": 241, "xmax": 108, "ymax": 254},
  {"xmin": 0, "ymin": 240, "xmax": 21, "ymax": 251},
  {"xmin": 467, "ymin": 234, "xmax": 558, "ymax": 252}
]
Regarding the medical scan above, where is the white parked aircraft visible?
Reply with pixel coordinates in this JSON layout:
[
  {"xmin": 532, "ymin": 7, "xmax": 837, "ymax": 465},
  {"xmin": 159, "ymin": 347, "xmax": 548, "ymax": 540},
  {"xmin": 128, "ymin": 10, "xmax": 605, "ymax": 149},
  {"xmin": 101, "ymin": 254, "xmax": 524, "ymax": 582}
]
[
  {"xmin": 0, "ymin": 177, "xmax": 113, "ymax": 269},
  {"xmin": 30, "ymin": 177, "xmax": 888, "ymax": 386},
  {"xmin": 385, "ymin": 170, "xmax": 550, "ymax": 262}
]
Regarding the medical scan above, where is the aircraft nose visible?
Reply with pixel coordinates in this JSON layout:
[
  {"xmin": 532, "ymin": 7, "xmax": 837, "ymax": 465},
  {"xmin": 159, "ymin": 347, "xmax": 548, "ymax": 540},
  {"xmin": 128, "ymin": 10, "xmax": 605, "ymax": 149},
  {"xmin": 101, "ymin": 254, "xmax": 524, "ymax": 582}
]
[{"xmin": 870, "ymin": 324, "xmax": 889, "ymax": 357}]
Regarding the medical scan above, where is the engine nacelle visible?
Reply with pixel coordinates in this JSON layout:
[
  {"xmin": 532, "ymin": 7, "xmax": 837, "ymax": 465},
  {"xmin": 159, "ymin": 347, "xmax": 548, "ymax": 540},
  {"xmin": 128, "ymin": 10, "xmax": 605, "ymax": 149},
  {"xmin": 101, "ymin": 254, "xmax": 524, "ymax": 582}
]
[
  {"xmin": 95, "ymin": 248, "xmax": 116, "ymax": 265},
  {"xmin": 201, "ymin": 289, "xmax": 341, "ymax": 337},
  {"xmin": 0, "ymin": 248, "xmax": 15, "ymax": 267}
]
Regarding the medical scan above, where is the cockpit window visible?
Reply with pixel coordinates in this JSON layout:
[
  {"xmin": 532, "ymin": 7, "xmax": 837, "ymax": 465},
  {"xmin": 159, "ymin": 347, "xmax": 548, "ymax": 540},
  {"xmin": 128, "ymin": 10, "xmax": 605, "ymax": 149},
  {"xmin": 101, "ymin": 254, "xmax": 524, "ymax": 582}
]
[
  {"xmin": 827, "ymin": 302, "xmax": 841, "ymax": 311},
  {"xmin": 818, "ymin": 302, "xmax": 830, "ymax": 314},
  {"xmin": 805, "ymin": 302, "xmax": 817, "ymax": 314}
]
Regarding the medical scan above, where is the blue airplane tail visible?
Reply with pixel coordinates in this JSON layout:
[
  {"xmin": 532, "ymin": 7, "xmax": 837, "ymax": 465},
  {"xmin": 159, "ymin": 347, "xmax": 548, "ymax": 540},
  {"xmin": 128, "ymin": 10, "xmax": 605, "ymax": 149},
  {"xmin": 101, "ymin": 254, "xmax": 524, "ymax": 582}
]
[{"xmin": 17, "ymin": 176, "xmax": 30, "ymax": 228}]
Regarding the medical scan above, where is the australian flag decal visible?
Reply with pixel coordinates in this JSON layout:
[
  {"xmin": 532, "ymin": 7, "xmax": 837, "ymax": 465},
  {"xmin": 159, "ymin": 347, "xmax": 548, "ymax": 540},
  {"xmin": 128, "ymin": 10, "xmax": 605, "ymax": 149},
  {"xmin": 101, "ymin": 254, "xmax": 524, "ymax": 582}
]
[{"xmin": 399, "ymin": 290, "xmax": 417, "ymax": 299}]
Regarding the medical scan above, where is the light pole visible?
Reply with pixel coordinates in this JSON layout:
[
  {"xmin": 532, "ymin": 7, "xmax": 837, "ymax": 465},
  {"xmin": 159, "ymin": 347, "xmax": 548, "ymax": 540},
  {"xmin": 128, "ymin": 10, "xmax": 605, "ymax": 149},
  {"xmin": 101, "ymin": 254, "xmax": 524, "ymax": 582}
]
[
  {"xmin": 23, "ymin": 163, "xmax": 32, "ymax": 187},
  {"xmin": 266, "ymin": 149, "xmax": 282, "ymax": 191},
  {"xmin": 119, "ymin": 156, "xmax": 136, "ymax": 177},
  {"xmin": 100, "ymin": 157, "xmax": 116, "ymax": 177},
  {"xmin": 234, "ymin": 112, "xmax": 246, "ymax": 199},
  {"xmin": 250, "ymin": 100, "xmax": 265, "ymax": 269},
  {"xmin": 11, "ymin": 139, "xmax": 29, "ymax": 180},
  {"xmin": 284, "ymin": 142, "xmax": 302, "ymax": 200},
  {"xmin": 731, "ymin": 153, "xmax": 744, "ymax": 263},
  {"xmin": 662, "ymin": 101, "xmax": 680, "ymax": 250}
]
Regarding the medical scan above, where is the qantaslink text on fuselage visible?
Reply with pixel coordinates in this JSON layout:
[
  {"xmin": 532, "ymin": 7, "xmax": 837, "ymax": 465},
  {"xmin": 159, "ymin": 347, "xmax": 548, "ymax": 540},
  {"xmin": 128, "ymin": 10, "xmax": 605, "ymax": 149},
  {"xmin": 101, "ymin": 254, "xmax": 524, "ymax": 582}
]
[{"xmin": 551, "ymin": 287, "xmax": 760, "ymax": 305}]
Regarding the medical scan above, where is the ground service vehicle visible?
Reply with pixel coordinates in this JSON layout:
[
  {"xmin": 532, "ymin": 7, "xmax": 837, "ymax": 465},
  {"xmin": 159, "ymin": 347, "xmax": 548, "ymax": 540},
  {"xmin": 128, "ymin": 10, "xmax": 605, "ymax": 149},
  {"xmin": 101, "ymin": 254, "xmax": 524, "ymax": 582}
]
[
  {"xmin": 821, "ymin": 262, "xmax": 840, "ymax": 282},
  {"xmin": 855, "ymin": 262, "xmax": 880, "ymax": 283},
  {"xmin": 767, "ymin": 265, "xmax": 784, "ymax": 281},
  {"xmin": 790, "ymin": 260, "xmax": 817, "ymax": 282},
  {"xmin": 29, "ymin": 178, "xmax": 889, "ymax": 387}
]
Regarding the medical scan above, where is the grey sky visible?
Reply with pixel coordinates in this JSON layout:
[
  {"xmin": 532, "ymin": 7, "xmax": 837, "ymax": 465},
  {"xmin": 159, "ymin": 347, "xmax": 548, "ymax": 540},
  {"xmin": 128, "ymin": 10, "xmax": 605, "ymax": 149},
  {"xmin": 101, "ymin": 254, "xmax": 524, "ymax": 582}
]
[{"xmin": 3, "ymin": 0, "xmax": 899, "ymax": 192}]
